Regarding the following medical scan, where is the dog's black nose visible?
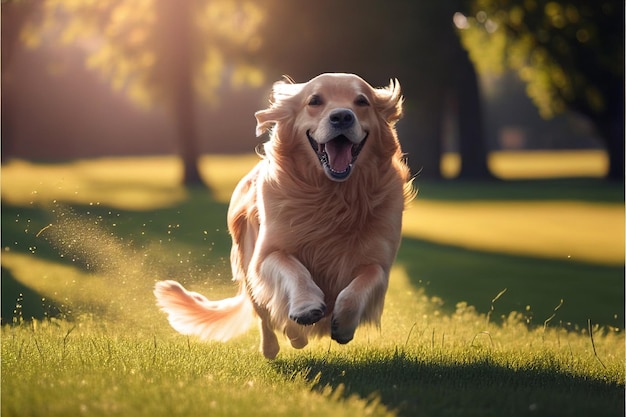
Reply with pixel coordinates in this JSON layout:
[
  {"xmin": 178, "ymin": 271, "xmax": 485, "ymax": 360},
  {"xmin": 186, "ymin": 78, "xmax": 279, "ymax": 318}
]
[{"xmin": 329, "ymin": 108, "xmax": 355, "ymax": 129}]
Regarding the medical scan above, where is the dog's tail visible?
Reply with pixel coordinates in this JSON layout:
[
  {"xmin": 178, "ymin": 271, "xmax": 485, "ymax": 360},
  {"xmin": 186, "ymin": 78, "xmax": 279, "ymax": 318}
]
[{"xmin": 154, "ymin": 280, "xmax": 255, "ymax": 342}]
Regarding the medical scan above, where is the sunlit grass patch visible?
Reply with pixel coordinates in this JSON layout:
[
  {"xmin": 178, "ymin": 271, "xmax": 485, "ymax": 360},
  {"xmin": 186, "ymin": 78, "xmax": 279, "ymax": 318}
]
[
  {"xmin": 403, "ymin": 199, "xmax": 624, "ymax": 265},
  {"xmin": 1, "ymin": 157, "xmax": 186, "ymax": 210},
  {"xmin": 198, "ymin": 154, "xmax": 261, "ymax": 202},
  {"xmin": 0, "ymin": 155, "xmax": 260, "ymax": 210},
  {"xmin": 2, "ymin": 150, "xmax": 613, "ymax": 209},
  {"xmin": 441, "ymin": 150, "xmax": 609, "ymax": 179},
  {"xmin": 488, "ymin": 150, "xmax": 609, "ymax": 179}
]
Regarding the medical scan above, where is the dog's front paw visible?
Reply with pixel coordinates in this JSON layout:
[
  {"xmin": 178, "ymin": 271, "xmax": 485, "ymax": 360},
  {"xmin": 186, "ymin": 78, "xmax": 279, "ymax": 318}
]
[
  {"xmin": 330, "ymin": 290, "xmax": 361, "ymax": 344},
  {"xmin": 331, "ymin": 316, "xmax": 356, "ymax": 344},
  {"xmin": 289, "ymin": 303, "xmax": 326, "ymax": 326}
]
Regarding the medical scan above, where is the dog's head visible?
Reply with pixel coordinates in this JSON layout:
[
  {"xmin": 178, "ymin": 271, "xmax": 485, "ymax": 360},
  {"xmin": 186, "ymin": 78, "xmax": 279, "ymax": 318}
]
[{"xmin": 255, "ymin": 73, "xmax": 403, "ymax": 182}]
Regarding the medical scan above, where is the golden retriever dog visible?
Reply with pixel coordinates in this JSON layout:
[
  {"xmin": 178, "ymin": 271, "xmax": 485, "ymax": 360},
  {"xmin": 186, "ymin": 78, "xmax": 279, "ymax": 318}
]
[{"xmin": 154, "ymin": 73, "xmax": 413, "ymax": 359}]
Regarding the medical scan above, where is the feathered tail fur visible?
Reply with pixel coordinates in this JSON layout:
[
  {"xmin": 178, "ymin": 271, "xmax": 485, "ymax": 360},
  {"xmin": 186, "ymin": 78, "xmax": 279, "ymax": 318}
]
[{"xmin": 153, "ymin": 280, "xmax": 255, "ymax": 342}]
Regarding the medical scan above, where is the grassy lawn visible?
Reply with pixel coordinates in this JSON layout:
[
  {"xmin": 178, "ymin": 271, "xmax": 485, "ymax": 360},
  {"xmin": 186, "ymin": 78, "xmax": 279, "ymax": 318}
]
[{"xmin": 1, "ymin": 153, "xmax": 624, "ymax": 417}]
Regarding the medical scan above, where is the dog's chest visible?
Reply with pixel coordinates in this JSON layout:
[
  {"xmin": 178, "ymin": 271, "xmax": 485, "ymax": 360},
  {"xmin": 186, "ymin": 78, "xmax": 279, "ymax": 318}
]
[{"xmin": 268, "ymin": 190, "xmax": 399, "ymax": 266}]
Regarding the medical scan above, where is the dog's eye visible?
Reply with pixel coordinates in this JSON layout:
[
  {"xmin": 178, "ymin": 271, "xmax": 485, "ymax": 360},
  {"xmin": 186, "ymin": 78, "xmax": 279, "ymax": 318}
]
[
  {"xmin": 355, "ymin": 95, "xmax": 370, "ymax": 107},
  {"xmin": 308, "ymin": 94, "xmax": 323, "ymax": 106}
]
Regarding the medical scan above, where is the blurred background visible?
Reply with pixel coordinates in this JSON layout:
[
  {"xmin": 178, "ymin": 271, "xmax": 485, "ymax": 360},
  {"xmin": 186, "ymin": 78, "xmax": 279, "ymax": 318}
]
[{"xmin": 2, "ymin": 0, "xmax": 624, "ymax": 184}]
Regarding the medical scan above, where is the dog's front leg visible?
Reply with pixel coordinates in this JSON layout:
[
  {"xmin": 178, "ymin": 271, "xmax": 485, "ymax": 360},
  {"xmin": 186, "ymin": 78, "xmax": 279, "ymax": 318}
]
[
  {"xmin": 256, "ymin": 251, "xmax": 326, "ymax": 326},
  {"xmin": 331, "ymin": 264, "xmax": 388, "ymax": 344}
]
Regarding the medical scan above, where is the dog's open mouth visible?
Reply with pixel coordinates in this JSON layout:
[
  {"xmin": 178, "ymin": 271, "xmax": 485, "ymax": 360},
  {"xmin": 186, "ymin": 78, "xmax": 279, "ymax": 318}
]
[{"xmin": 307, "ymin": 130, "xmax": 368, "ymax": 181}]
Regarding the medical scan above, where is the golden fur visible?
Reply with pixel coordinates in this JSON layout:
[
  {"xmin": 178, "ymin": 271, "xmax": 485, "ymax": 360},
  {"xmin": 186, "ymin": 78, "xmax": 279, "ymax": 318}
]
[{"xmin": 154, "ymin": 73, "xmax": 413, "ymax": 359}]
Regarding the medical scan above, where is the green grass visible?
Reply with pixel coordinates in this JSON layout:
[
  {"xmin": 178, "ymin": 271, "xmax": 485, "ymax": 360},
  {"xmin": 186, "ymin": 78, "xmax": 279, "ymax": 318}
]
[
  {"xmin": 1, "ymin": 155, "xmax": 624, "ymax": 417},
  {"xmin": 2, "ymin": 316, "xmax": 623, "ymax": 417}
]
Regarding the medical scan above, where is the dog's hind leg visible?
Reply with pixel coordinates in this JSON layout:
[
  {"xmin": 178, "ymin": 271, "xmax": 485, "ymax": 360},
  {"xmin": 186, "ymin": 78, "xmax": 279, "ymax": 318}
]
[
  {"xmin": 258, "ymin": 314, "xmax": 280, "ymax": 359},
  {"xmin": 331, "ymin": 264, "xmax": 388, "ymax": 344},
  {"xmin": 285, "ymin": 321, "xmax": 308, "ymax": 349}
]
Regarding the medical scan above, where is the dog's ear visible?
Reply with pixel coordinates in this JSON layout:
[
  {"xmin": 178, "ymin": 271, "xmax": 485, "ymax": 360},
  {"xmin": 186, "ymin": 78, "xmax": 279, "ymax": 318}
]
[
  {"xmin": 254, "ymin": 108, "xmax": 280, "ymax": 137},
  {"xmin": 374, "ymin": 79, "xmax": 403, "ymax": 124},
  {"xmin": 255, "ymin": 78, "xmax": 304, "ymax": 137}
]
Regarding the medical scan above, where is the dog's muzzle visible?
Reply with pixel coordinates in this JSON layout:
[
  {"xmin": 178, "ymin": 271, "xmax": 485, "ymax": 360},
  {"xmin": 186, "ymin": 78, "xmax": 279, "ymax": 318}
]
[{"xmin": 306, "ymin": 130, "xmax": 368, "ymax": 182}]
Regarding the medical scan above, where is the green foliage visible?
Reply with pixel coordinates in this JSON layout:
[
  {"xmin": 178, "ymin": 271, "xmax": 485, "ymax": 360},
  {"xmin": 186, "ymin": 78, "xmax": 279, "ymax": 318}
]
[
  {"xmin": 21, "ymin": 0, "xmax": 265, "ymax": 107},
  {"xmin": 457, "ymin": 0, "xmax": 623, "ymax": 119}
]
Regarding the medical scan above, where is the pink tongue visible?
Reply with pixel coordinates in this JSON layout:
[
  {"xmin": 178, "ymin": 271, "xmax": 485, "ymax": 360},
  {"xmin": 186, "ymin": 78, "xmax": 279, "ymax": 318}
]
[{"xmin": 325, "ymin": 139, "xmax": 353, "ymax": 172}]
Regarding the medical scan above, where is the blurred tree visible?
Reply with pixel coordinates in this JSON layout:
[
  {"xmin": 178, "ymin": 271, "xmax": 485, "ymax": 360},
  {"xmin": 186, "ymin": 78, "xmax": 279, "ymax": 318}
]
[
  {"xmin": 21, "ymin": 0, "xmax": 265, "ymax": 186},
  {"xmin": 257, "ymin": 0, "xmax": 493, "ymax": 180},
  {"xmin": 1, "ymin": 0, "xmax": 40, "ymax": 163},
  {"xmin": 457, "ymin": 0, "xmax": 624, "ymax": 180}
]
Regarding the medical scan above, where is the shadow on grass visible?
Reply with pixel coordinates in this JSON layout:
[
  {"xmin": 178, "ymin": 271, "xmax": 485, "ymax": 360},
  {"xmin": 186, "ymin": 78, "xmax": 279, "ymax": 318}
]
[
  {"xmin": 414, "ymin": 178, "xmax": 624, "ymax": 203},
  {"xmin": 1, "ymin": 192, "xmax": 233, "ymax": 271},
  {"xmin": 397, "ymin": 237, "xmax": 624, "ymax": 331},
  {"xmin": 273, "ymin": 353, "xmax": 624, "ymax": 417},
  {"xmin": 0, "ymin": 267, "xmax": 62, "ymax": 325}
]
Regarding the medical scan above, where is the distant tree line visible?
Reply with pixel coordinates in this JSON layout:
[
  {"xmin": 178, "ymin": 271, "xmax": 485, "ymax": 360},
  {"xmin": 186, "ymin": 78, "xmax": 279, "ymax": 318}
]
[{"xmin": 2, "ymin": 0, "xmax": 623, "ymax": 183}]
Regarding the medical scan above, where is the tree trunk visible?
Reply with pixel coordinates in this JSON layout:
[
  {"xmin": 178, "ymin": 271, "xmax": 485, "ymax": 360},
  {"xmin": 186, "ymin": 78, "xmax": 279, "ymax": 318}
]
[
  {"xmin": 452, "ymin": 33, "xmax": 493, "ymax": 180},
  {"xmin": 173, "ymin": 46, "xmax": 203, "ymax": 186},
  {"xmin": 600, "ymin": 87, "xmax": 625, "ymax": 182},
  {"xmin": 157, "ymin": 0, "xmax": 204, "ymax": 186},
  {"xmin": 599, "ymin": 117, "xmax": 625, "ymax": 181},
  {"xmin": 401, "ymin": 90, "xmax": 444, "ymax": 180},
  {"xmin": 176, "ymin": 82, "xmax": 203, "ymax": 186},
  {"xmin": 1, "ymin": 0, "xmax": 38, "ymax": 163}
]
